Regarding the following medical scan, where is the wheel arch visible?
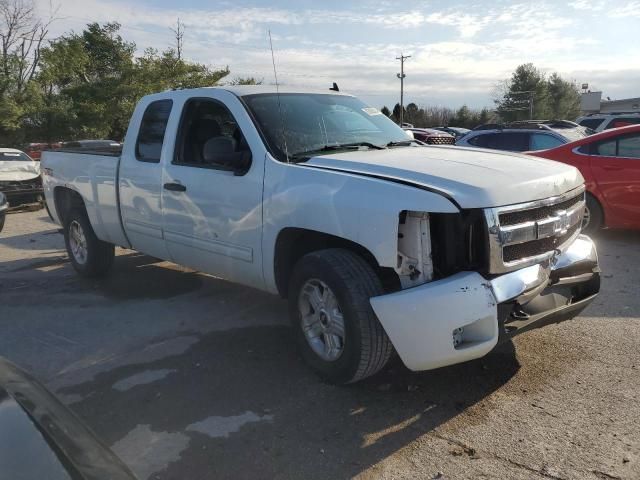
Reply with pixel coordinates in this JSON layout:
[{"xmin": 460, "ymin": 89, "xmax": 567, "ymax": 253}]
[
  {"xmin": 273, "ymin": 227, "xmax": 400, "ymax": 299},
  {"xmin": 53, "ymin": 186, "xmax": 87, "ymax": 226}
]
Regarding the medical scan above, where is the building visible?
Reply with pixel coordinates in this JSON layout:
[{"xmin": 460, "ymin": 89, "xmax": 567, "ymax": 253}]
[{"xmin": 580, "ymin": 91, "xmax": 640, "ymax": 114}]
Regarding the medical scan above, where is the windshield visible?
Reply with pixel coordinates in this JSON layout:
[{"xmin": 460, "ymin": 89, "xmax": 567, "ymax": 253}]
[
  {"xmin": 0, "ymin": 152, "xmax": 32, "ymax": 161},
  {"xmin": 242, "ymin": 93, "xmax": 411, "ymax": 161}
]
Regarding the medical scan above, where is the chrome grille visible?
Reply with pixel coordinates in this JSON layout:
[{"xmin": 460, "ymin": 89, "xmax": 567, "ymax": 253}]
[{"xmin": 485, "ymin": 186, "xmax": 586, "ymax": 273}]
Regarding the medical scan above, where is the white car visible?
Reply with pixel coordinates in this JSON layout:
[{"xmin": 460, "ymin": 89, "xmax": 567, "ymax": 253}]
[
  {"xmin": 576, "ymin": 112, "xmax": 640, "ymax": 132},
  {"xmin": 42, "ymin": 86, "xmax": 600, "ymax": 384},
  {"xmin": 0, "ymin": 148, "xmax": 43, "ymax": 207}
]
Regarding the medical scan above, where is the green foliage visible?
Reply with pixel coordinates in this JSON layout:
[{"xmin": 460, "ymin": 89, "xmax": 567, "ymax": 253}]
[
  {"xmin": 0, "ymin": 21, "xmax": 231, "ymax": 145},
  {"xmin": 227, "ymin": 77, "xmax": 263, "ymax": 85},
  {"xmin": 494, "ymin": 63, "xmax": 580, "ymax": 122},
  {"xmin": 386, "ymin": 102, "xmax": 494, "ymax": 129}
]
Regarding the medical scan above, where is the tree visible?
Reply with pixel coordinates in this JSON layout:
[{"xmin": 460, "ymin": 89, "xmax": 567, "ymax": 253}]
[
  {"xmin": 227, "ymin": 76, "xmax": 263, "ymax": 85},
  {"xmin": 30, "ymin": 22, "xmax": 229, "ymax": 141},
  {"xmin": 392, "ymin": 103, "xmax": 405, "ymax": 124},
  {"xmin": 494, "ymin": 63, "xmax": 548, "ymax": 121},
  {"xmin": 494, "ymin": 64, "xmax": 580, "ymax": 122},
  {"xmin": 380, "ymin": 105, "xmax": 391, "ymax": 117},
  {"xmin": 547, "ymin": 73, "xmax": 580, "ymax": 120},
  {"xmin": 404, "ymin": 102, "xmax": 420, "ymax": 126}
]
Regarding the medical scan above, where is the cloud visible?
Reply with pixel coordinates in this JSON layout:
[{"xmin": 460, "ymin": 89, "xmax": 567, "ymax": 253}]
[{"xmin": 32, "ymin": 0, "xmax": 640, "ymax": 109}]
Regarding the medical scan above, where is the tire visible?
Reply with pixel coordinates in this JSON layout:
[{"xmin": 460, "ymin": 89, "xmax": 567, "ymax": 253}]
[
  {"xmin": 288, "ymin": 248, "xmax": 393, "ymax": 384},
  {"xmin": 0, "ymin": 213, "xmax": 5, "ymax": 234},
  {"xmin": 63, "ymin": 208, "xmax": 114, "ymax": 277},
  {"xmin": 582, "ymin": 193, "xmax": 603, "ymax": 235}
]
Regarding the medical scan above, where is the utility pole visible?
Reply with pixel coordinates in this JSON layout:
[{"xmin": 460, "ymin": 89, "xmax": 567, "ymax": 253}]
[
  {"xmin": 171, "ymin": 18, "xmax": 185, "ymax": 60},
  {"xmin": 396, "ymin": 53, "xmax": 411, "ymax": 126}
]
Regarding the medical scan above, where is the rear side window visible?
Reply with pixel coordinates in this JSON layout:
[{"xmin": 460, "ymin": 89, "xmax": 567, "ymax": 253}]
[
  {"xmin": 530, "ymin": 133, "xmax": 564, "ymax": 151},
  {"xmin": 594, "ymin": 134, "xmax": 640, "ymax": 158},
  {"xmin": 579, "ymin": 118, "xmax": 604, "ymax": 130},
  {"xmin": 605, "ymin": 117, "xmax": 640, "ymax": 129},
  {"xmin": 617, "ymin": 135, "xmax": 640, "ymax": 158},
  {"xmin": 136, "ymin": 100, "xmax": 173, "ymax": 163},
  {"xmin": 596, "ymin": 139, "xmax": 617, "ymax": 156},
  {"xmin": 472, "ymin": 132, "xmax": 529, "ymax": 151}
]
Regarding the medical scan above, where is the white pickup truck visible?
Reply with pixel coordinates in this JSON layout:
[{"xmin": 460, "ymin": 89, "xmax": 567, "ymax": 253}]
[{"xmin": 42, "ymin": 86, "xmax": 600, "ymax": 384}]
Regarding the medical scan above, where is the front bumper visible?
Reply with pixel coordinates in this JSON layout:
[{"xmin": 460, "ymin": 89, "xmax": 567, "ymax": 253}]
[
  {"xmin": 370, "ymin": 234, "xmax": 600, "ymax": 371},
  {"xmin": 0, "ymin": 177, "xmax": 44, "ymax": 207}
]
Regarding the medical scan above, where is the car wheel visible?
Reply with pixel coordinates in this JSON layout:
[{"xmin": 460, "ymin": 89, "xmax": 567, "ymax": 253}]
[
  {"xmin": 64, "ymin": 209, "xmax": 115, "ymax": 277},
  {"xmin": 288, "ymin": 248, "xmax": 393, "ymax": 384},
  {"xmin": 582, "ymin": 194, "xmax": 603, "ymax": 235}
]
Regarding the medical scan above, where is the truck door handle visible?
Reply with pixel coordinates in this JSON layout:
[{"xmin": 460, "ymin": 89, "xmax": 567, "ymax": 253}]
[{"xmin": 164, "ymin": 182, "xmax": 187, "ymax": 192}]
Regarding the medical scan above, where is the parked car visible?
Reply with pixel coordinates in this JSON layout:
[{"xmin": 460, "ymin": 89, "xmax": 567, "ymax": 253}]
[
  {"xmin": 527, "ymin": 124, "xmax": 640, "ymax": 233},
  {"xmin": 42, "ymin": 86, "xmax": 599, "ymax": 384},
  {"xmin": 23, "ymin": 142, "xmax": 62, "ymax": 160},
  {"xmin": 0, "ymin": 357, "xmax": 137, "ymax": 480},
  {"xmin": 0, "ymin": 192, "xmax": 7, "ymax": 233},
  {"xmin": 432, "ymin": 126, "xmax": 470, "ymax": 140},
  {"xmin": 456, "ymin": 120, "xmax": 589, "ymax": 152},
  {"xmin": 576, "ymin": 112, "xmax": 640, "ymax": 132},
  {"xmin": 403, "ymin": 127, "xmax": 456, "ymax": 145},
  {"xmin": 0, "ymin": 148, "xmax": 43, "ymax": 207}
]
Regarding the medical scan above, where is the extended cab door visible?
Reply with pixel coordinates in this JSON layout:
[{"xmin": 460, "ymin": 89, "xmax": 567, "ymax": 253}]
[
  {"xmin": 119, "ymin": 98, "xmax": 174, "ymax": 260},
  {"xmin": 160, "ymin": 90, "xmax": 266, "ymax": 289},
  {"xmin": 589, "ymin": 133, "xmax": 640, "ymax": 227}
]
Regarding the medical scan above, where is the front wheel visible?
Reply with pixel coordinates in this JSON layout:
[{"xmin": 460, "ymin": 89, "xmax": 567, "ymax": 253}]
[
  {"xmin": 582, "ymin": 194, "xmax": 603, "ymax": 235},
  {"xmin": 64, "ymin": 209, "xmax": 114, "ymax": 277},
  {"xmin": 288, "ymin": 249, "xmax": 393, "ymax": 384}
]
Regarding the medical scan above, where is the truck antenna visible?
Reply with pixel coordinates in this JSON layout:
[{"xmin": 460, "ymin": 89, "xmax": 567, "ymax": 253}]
[{"xmin": 268, "ymin": 30, "xmax": 290, "ymax": 163}]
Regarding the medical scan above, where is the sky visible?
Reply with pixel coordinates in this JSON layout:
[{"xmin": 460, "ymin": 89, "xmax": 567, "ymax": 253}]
[{"xmin": 35, "ymin": 0, "xmax": 640, "ymax": 110}]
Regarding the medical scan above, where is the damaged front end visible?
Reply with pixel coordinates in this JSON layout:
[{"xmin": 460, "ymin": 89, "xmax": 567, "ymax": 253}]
[{"xmin": 371, "ymin": 186, "xmax": 600, "ymax": 372}]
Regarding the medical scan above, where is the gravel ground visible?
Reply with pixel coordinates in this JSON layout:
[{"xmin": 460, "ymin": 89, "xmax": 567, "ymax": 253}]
[{"xmin": 0, "ymin": 209, "xmax": 639, "ymax": 480}]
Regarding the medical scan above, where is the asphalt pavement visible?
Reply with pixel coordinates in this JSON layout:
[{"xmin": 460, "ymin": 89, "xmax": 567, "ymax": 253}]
[{"xmin": 1, "ymin": 209, "xmax": 639, "ymax": 480}]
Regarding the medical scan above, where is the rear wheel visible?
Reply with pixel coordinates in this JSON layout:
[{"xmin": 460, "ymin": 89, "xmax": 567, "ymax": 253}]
[
  {"xmin": 288, "ymin": 249, "xmax": 393, "ymax": 384},
  {"xmin": 64, "ymin": 209, "xmax": 114, "ymax": 277},
  {"xmin": 582, "ymin": 194, "xmax": 603, "ymax": 235}
]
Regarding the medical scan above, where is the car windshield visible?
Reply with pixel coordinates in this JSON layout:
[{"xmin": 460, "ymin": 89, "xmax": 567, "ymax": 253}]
[
  {"xmin": 0, "ymin": 152, "xmax": 32, "ymax": 161},
  {"xmin": 242, "ymin": 93, "xmax": 411, "ymax": 161}
]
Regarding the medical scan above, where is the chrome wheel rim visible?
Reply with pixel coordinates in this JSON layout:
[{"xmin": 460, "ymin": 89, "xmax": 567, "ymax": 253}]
[
  {"xmin": 582, "ymin": 205, "xmax": 591, "ymax": 230},
  {"xmin": 298, "ymin": 279, "xmax": 345, "ymax": 361},
  {"xmin": 69, "ymin": 220, "xmax": 88, "ymax": 265}
]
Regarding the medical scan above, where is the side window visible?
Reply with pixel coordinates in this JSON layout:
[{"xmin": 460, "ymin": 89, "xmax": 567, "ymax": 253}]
[
  {"xmin": 577, "ymin": 143, "xmax": 592, "ymax": 155},
  {"xmin": 174, "ymin": 98, "xmax": 252, "ymax": 174},
  {"xmin": 606, "ymin": 117, "xmax": 640, "ymax": 129},
  {"xmin": 136, "ymin": 100, "xmax": 173, "ymax": 163},
  {"xmin": 468, "ymin": 133, "xmax": 492, "ymax": 147},
  {"xmin": 617, "ymin": 135, "xmax": 640, "ymax": 158},
  {"xmin": 486, "ymin": 132, "xmax": 528, "ymax": 151},
  {"xmin": 579, "ymin": 118, "xmax": 604, "ymax": 130},
  {"xmin": 596, "ymin": 139, "xmax": 617, "ymax": 156},
  {"xmin": 530, "ymin": 133, "xmax": 564, "ymax": 151}
]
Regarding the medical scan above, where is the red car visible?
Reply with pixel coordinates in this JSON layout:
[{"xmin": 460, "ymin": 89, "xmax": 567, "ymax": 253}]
[
  {"xmin": 528, "ymin": 124, "xmax": 640, "ymax": 233},
  {"xmin": 403, "ymin": 127, "xmax": 456, "ymax": 145}
]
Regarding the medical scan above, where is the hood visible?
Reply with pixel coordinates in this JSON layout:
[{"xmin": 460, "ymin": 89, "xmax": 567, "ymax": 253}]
[
  {"xmin": 0, "ymin": 161, "xmax": 40, "ymax": 181},
  {"xmin": 304, "ymin": 145, "xmax": 584, "ymax": 209}
]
